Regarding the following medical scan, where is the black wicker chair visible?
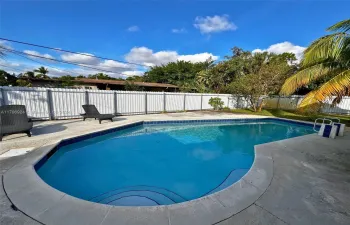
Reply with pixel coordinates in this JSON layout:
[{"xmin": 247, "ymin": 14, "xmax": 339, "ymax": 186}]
[
  {"xmin": 0, "ymin": 105, "xmax": 33, "ymax": 141},
  {"xmin": 81, "ymin": 105, "xmax": 115, "ymax": 124}
]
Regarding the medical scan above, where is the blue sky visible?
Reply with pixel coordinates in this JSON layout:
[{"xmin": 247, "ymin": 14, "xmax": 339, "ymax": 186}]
[{"xmin": 0, "ymin": 0, "xmax": 349, "ymax": 78}]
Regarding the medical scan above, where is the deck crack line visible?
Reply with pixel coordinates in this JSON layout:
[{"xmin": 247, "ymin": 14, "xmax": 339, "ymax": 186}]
[
  {"xmin": 253, "ymin": 203, "xmax": 290, "ymax": 225},
  {"xmin": 255, "ymin": 156, "xmax": 275, "ymax": 203},
  {"xmin": 98, "ymin": 207, "xmax": 111, "ymax": 225},
  {"xmin": 167, "ymin": 207, "xmax": 172, "ymax": 225},
  {"xmin": 1, "ymin": 175, "xmax": 46, "ymax": 225}
]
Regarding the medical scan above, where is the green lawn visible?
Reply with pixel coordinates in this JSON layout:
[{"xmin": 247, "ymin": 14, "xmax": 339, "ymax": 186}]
[{"xmin": 229, "ymin": 109, "xmax": 350, "ymax": 126}]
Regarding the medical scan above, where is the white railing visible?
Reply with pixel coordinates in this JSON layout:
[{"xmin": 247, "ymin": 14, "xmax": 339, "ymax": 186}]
[{"xmin": 0, "ymin": 86, "xmax": 349, "ymax": 120}]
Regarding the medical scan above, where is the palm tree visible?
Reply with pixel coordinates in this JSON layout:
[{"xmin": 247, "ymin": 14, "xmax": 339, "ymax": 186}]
[
  {"xmin": 280, "ymin": 19, "xmax": 350, "ymax": 111},
  {"xmin": 34, "ymin": 66, "xmax": 49, "ymax": 79}
]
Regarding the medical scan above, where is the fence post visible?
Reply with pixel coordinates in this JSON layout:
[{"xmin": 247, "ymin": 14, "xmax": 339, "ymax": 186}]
[
  {"xmin": 163, "ymin": 92, "xmax": 166, "ymax": 112},
  {"xmin": 85, "ymin": 91, "xmax": 89, "ymax": 105},
  {"xmin": 183, "ymin": 94, "xmax": 186, "ymax": 111},
  {"xmin": 114, "ymin": 92, "xmax": 118, "ymax": 115},
  {"xmin": 0, "ymin": 88, "xmax": 5, "ymax": 106},
  {"xmin": 200, "ymin": 94, "xmax": 203, "ymax": 111},
  {"xmin": 276, "ymin": 95, "xmax": 281, "ymax": 109},
  {"xmin": 46, "ymin": 89, "xmax": 54, "ymax": 120},
  {"xmin": 145, "ymin": 92, "xmax": 148, "ymax": 114},
  {"xmin": 227, "ymin": 96, "xmax": 230, "ymax": 108}
]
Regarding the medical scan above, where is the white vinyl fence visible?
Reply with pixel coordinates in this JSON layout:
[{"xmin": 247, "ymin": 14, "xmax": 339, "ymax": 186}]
[{"xmin": 0, "ymin": 86, "xmax": 349, "ymax": 120}]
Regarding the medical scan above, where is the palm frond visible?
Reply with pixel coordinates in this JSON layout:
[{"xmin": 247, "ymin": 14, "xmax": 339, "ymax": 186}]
[
  {"xmin": 297, "ymin": 90, "xmax": 322, "ymax": 113},
  {"xmin": 280, "ymin": 63, "xmax": 332, "ymax": 95},
  {"xmin": 302, "ymin": 33, "xmax": 349, "ymax": 66},
  {"xmin": 312, "ymin": 69, "xmax": 350, "ymax": 102},
  {"xmin": 327, "ymin": 19, "xmax": 350, "ymax": 32}
]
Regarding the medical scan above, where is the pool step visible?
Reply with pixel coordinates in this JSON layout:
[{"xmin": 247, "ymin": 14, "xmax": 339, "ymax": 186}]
[
  {"xmin": 90, "ymin": 185, "xmax": 187, "ymax": 206},
  {"xmin": 203, "ymin": 169, "xmax": 250, "ymax": 196}
]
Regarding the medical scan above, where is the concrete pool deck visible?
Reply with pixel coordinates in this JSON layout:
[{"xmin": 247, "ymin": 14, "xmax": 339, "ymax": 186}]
[{"xmin": 1, "ymin": 112, "xmax": 350, "ymax": 225}]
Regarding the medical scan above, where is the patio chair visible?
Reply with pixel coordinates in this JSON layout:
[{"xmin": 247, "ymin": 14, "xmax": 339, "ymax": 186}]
[
  {"xmin": 0, "ymin": 105, "xmax": 33, "ymax": 141},
  {"xmin": 81, "ymin": 105, "xmax": 115, "ymax": 124}
]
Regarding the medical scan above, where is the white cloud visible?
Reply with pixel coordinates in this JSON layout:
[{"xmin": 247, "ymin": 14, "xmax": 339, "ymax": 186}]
[
  {"xmin": 252, "ymin": 42, "xmax": 306, "ymax": 62},
  {"xmin": 127, "ymin": 26, "xmax": 139, "ymax": 32},
  {"xmin": 178, "ymin": 53, "xmax": 218, "ymax": 63},
  {"xmin": 61, "ymin": 52, "xmax": 100, "ymax": 65},
  {"xmin": 194, "ymin": 15, "xmax": 237, "ymax": 34},
  {"xmin": 125, "ymin": 46, "xmax": 218, "ymax": 67},
  {"xmin": 99, "ymin": 60, "xmax": 134, "ymax": 70},
  {"xmin": 23, "ymin": 50, "xmax": 54, "ymax": 60},
  {"xmin": 172, "ymin": 28, "xmax": 186, "ymax": 33},
  {"xmin": 122, "ymin": 71, "xmax": 144, "ymax": 76},
  {"xmin": 0, "ymin": 40, "xmax": 12, "ymax": 50}
]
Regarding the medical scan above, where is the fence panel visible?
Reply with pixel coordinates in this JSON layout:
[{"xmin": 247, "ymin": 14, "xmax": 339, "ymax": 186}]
[
  {"xmin": 116, "ymin": 91, "xmax": 145, "ymax": 115},
  {"xmin": 278, "ymin": 96, "xmax": 302, "ymax": 110},
  {"xmin": 88, "ymin": 90, "xmax": 114, "ymax": 114},
  {"xmin": 2, "ymin": 87, "xmax": 49, "ymax": 119},
  {"xmin": 185, "ymin": 94, "xmax": 202, "ymax": 111},
  {"xmin": 165, "ymin": 93, "xmax": 184, "ymax": 112},
  {"xmin": 321, "ymin": 97, "xmax": 350, "ymax": 115},
  {"xmin": 51, "ymin": 88, "xmax": 85, "ymax": 119},
  {"xmin": 1, "ymin": 86, "xmax": 350, "ymax": 119},
  {"xmin": 147, "ymin": 92, "xmax": 164, "ymax": 113}
]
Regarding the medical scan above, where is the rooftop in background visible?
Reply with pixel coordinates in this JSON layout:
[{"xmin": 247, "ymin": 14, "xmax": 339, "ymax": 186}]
[
  {"xmin": 76, "ymin": 78, "xmax": 178, "ymax": 88},
  {"xmin": 21, "ymin": 78, "xmax": 179, "ymax": 92}
]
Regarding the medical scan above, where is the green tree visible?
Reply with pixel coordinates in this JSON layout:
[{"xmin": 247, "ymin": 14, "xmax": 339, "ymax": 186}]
[
  {"xmin": 144, "ymin": 60, "xmax": 214, "ymax": 91},
  {"xmin": 34, "ymin": 67, "xmax": 50, "ymax": 79},
  {"xmin": 0, "ymin": 70, "xmax": 18, "ymax": 86},
  {"xmin": 126, "ymin": 75, "xmax": 144, "ymax": 82},
  {"xmin": 59, "ymin": 75, "xmax": 75, "ymax": 87},
  {"xmin": 229, "ymin": 53, "xmax": 295, "ymax": 112},
  {"xmin": 19, "ymin": 71, "xmax": 35, "ymax": 78},
  {"xmin": 280, "ymin": 19, "xmax": 350, "ymax": 111},
  {"xmin": 88, "ymin": 73, "xmax": 115, "ymax": 80}
]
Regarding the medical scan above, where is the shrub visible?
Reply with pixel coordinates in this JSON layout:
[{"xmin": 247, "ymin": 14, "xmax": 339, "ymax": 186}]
[{"xmin": 209, "ymin": 97, "xmax": 224, "ymax": 110}]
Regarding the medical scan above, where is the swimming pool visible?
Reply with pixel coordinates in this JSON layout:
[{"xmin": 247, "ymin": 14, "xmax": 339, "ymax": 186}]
[{"xmin": 35, "ymin": 119, "xmax": 314, "ymax": 206}]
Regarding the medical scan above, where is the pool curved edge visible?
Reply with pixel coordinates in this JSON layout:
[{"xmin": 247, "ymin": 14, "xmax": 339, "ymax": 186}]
[{"xmin": 3, "ymin": 119, "xmax": 278, "ymax": 225}]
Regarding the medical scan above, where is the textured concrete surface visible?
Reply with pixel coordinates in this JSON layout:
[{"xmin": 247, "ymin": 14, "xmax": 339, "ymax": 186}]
[{"xmin": 0, "ymin": 113, "xmax": 349, "ymax": 225}]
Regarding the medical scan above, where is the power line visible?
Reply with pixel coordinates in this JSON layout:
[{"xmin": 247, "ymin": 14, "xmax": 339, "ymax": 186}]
[
  {"xmin": 0, "ymin": 47, "xmax": 129, "ymax": 76},
  {"xmin": 0, "ymin": 37, "xmax": 150, "ymax": 68},
  {"xmin": 8, "ymin": 49, "xmax": 83, "ymax": 76}
]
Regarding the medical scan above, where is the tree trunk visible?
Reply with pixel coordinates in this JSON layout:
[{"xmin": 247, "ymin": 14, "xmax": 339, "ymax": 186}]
[
  {"xmin": 257, "ymin": 99, "xmax": 265, "ymax": 112},
  {"xmin": 250, "ymin": 99, "xmax": 257, "ymax": 112}
]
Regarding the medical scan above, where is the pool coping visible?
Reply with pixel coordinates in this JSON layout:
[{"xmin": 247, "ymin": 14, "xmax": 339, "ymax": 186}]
[{"xmin": 3, "ymin": 117, "xmax": 315, "ymax": 225}]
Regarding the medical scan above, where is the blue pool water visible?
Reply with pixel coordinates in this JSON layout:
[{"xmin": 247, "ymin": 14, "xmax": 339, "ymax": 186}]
[{"xmin": 36, "ymin": 119, "xmax": 314, "ymax": 206}]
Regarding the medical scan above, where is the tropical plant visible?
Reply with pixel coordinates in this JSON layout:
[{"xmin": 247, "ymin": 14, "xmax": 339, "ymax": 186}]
[
  {"xmin": 280, "ymin": 19, "xmax": 350, "ymax": 111},
  {"xmin": 208, "ymin": 97, "xmax": 224, "ymax": 110},
  {"xmin": 34, "ymin": 66, "xmax": 49, "ymax": 79}
]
